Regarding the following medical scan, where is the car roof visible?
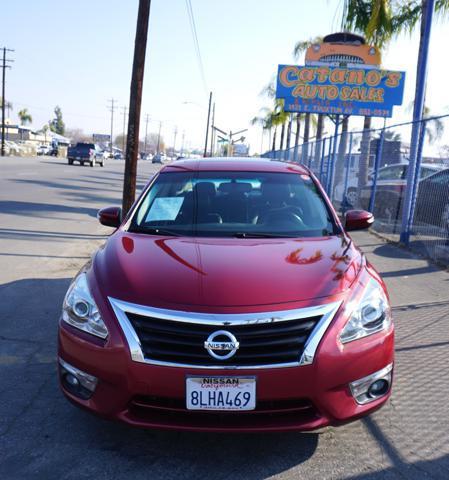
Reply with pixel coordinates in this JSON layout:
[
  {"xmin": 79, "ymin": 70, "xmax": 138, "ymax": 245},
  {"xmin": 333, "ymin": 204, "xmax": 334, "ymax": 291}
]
[
  {"xmin": 379, "ymin": 163, "xmax": 443, "ymax": 169},
  {"xmin": 161, "ymin": 157, "xmax": 309, "ymax": 175}
]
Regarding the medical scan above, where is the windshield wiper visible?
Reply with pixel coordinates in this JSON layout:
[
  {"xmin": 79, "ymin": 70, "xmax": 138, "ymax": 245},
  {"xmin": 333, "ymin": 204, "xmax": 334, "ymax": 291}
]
[
  {"xmin": 232, "ymin": 232, "xmax": 298, "ymax": 238},
  {"xmin": 129, "ymin": 226, "xmax": 181, "ymax": 236}
]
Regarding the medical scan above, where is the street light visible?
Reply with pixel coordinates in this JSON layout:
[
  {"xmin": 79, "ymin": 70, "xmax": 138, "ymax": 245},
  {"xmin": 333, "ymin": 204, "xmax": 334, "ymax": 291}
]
[{"xmin": 181, "ymin": 92, "xmax": 213, "ymax": 158}]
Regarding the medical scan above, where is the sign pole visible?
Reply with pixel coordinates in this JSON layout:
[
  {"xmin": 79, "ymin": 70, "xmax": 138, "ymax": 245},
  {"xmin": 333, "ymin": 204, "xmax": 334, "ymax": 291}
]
[
  {"xmin": 342, "ymin": 132, "xmax": 353, "ymax": 209},
  {"xmin": 327, "ymin": 115, "xmax": 340, "ymax": 196}
]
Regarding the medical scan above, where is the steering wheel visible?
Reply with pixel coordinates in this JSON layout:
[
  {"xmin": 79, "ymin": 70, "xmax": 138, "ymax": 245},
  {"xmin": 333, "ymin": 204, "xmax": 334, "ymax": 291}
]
[{"xmin": 261, "ymin": 207, "xmax": 305, "ymax": 227}]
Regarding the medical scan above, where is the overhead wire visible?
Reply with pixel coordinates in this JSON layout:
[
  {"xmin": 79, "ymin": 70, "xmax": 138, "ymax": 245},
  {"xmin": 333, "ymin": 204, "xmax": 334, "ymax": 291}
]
[{"xmin": 185, "ymin": 0, "xmax": 208, "ymax": 94}]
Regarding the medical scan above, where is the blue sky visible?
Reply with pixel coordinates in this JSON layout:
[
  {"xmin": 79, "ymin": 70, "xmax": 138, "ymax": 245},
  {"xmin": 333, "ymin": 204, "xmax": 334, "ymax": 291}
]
[{"xmin": 3, "ymin": 0, "xmax": 449, "ymax": 152}]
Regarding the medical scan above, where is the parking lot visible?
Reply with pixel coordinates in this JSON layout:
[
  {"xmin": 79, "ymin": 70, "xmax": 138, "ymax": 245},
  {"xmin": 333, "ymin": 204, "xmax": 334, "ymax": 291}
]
[{"xmin": 1, "ymin": 156, "xmax": 449, "ymax": 479}]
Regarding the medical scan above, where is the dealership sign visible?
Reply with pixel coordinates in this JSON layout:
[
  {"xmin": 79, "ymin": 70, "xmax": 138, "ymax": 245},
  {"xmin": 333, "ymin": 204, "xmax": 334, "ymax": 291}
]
[
  {"xmin": 276, "ymin": 65, "xmax": 405, "ymax": 117},
  {"xmin": 92, "ymin": 133, "xmax": 111, "ymax": 143}
]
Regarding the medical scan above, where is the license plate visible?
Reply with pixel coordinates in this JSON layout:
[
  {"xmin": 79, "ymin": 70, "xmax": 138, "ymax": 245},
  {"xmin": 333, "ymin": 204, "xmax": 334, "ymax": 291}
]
[
  {"xmin": 186, "ymin": 376, "xmax": 256, "ymax": 411},
  {"xmin": 76, "ymin": 156, "xmax": 81, "ymax": 160}
]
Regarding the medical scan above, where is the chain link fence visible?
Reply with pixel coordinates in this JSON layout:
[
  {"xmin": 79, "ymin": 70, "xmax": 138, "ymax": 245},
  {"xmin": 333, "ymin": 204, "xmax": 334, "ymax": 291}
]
[{"xmin": 262, "ymin": 115, "xmax": 449, "ymax": 267}]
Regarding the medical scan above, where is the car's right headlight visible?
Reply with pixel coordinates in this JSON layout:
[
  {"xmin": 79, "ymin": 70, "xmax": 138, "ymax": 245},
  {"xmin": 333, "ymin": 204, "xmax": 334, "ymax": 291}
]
[
  {"xmin": 340, "ymin": 278, "xmax": 392, "ymax": 344},
  {"xmin": 62, "ymin": 273, "xmax": 108, "ymax": 339}
]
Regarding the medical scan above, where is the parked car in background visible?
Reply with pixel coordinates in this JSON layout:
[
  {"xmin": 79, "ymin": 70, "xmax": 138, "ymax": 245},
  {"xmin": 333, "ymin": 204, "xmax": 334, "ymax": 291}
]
[
  {"xmin": 359, "ymin": 163, "xmax": 445, "ymax": 220},
  {"xmin": 414, "ymin": 168, "xmax": 449, "ymax": 232},
  {"xmin": 5, "ymin": 140, "xmax": 26, "ymax": 156},
  {"xmin": 67, "ymin": 143, "xmax": 104, "ymax": 167},
  {"xmin": 96, "ymin": 149, "xmax": 109, "ymax": 163},
  {"xmin": 152, "ymin": 152, "xmax": 166, "ymax": 164},
  {"xmin": 58, "ymin": 157, "xmax": 394, "ymax": 432},
  {"xmin": 37, "ymin": 144, "xmax": 52, "ymax": 156}
]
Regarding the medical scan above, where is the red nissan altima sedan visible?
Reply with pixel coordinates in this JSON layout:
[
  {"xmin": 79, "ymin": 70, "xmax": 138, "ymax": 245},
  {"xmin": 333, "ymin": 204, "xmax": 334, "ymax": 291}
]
[{"xmin": 58, "ymin": 157, "xmax": 393, "ymax": 432}]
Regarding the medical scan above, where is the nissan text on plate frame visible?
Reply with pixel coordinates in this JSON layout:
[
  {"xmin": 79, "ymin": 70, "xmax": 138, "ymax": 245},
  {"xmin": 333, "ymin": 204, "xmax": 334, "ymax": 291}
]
[{"xmin": 58, "ymin": 157, "xmax": 394, "ymax": 432}]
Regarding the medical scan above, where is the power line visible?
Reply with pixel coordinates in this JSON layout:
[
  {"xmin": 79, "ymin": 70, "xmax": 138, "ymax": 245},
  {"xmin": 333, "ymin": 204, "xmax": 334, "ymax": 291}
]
[
  {"xmin": 185, "ymin": 0, "xmax": 208, "ymax": 93},
  {"xmin": 1, "ymin": 47, "xmax": 14, "ymax": 157}
]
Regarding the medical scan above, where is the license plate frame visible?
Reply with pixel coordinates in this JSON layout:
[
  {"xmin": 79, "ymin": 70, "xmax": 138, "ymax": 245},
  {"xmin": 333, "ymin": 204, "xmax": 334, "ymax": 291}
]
[{"xmin": 186, "ymin": 376, "xmax": 256, "ymax": 411}]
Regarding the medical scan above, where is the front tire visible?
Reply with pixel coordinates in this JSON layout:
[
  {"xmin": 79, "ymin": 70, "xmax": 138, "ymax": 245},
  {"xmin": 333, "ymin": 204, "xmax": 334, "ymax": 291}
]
[{"xmin": 90, "ymin": 158, "xmax": 96, "ymax": 167}]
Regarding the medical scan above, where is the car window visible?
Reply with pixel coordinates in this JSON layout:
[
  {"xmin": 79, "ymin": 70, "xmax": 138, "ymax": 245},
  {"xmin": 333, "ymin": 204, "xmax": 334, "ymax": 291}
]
[
  {"xmin": 425, "ymin": 170, "xmax": 449, "ymax": 185},
  {"xmin": 420, "ymin": 167, "xmax": 440, "ymax": 179},
  {"xmin": 378, "ymin": 166, "xmax": 406, "ymax": 180},
  {"xmin": 131, "ymin": 171, "xmax": 337, "ymax": 238}
]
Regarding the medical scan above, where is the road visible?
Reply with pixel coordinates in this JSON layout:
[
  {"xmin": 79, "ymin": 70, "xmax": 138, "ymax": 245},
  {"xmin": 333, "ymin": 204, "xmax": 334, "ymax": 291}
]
[{"xmin": 1, "ymin": 155, "xmax": 449, "ymax": 479}]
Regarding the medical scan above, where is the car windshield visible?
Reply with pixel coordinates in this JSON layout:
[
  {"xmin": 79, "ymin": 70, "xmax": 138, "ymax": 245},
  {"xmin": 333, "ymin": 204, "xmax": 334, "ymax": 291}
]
[{"xmin": 129, "ymin": 171, "xmax": 338, "ymax": 238}]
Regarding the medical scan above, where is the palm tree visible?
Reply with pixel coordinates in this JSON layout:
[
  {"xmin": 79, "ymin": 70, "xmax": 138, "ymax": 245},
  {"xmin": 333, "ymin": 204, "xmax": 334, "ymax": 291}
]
[
  {"xmin": 272, "ymin": 103, "xmax": 290, "ymax": 152},
  {"xmin": 293, "ymin": 36, "xmax": 325, "ymax": 163},
  {"xmin": 251, "ymin": 107, "xmax": 276, "ymax": 153},
  {"xmin": 0, "ymin": 98, "xmax": 13, "ymax": 117},
  {"xmin": 18, "ymin": 108, "xmax": 32, "ymax": 126},
  {"xmin": 409, "ymin": 103, "xmax": 445, "ymax": 143},
  {"xmin": 260, "ymin": 80, "xmax": 290, "ymax": 153}
]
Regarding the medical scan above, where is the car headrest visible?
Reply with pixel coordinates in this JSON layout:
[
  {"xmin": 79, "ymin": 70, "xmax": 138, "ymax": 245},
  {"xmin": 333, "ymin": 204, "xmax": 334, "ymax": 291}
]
[
  {"xmin": 261, "ymin": 181, "xmax": 291, "ymax": 203},
  {"xmin": 194, "ymin": 182, "xmax": 216, "ymax": 197}
]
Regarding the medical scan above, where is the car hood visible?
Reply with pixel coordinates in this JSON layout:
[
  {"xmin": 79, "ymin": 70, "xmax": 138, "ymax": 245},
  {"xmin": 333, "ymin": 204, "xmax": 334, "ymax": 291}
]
[{"xmin": 93, "ymin": 231, "xmax": 362, "ymax": 310}]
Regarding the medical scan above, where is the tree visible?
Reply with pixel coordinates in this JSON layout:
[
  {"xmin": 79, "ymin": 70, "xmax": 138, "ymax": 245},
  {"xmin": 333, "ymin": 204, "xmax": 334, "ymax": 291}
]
[
  {"xmin": 251, "ymin": 107, "xmax": 276, "ymax": 153},
  {"xmin": 65, "ymin": 128, "xmax": 90, "ymax": 144},
  {"xmin": 260, "ymin": 80, "xmax": 290, "ymax": 152},
  {"xmin": 49, "ymin": 106, "xmax": 65, "ymax": 135},
  {"xmin": 0, "ymin": 98, "xmax": 13, "ymax": 117},
  {"xmin": 341, "ymin": 0, "xmax": 449, "ymax": 190},
  {"xmin": 42, "ymin": 124, "xmax": 50, "ymax": 143},
  {"xmin": 18, "ymin": 108, "xmax": 32, "ymax": 126}
]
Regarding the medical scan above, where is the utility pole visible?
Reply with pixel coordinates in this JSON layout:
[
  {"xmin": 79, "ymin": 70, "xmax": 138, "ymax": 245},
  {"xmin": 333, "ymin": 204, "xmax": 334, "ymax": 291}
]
[
  {"xmin": 203, "ymin": 91, "xmax": 212, "ymax": 157},
  {"xmin": 108, "ymin": 98, "xmax": 116, "ymax": 156},
  {"xmin": 210, "ymin": 102, "xmax": 215, "ymax": 156},
  {"xmin": 120, "ymin": 106, "xmax": 127, "ymax": 154},
  {"xmin": 144, "ymin": 114, "xmax": 150, "ymax": 153},
  {"xmin": 180, "ymin": 130, "xmax": 185, "ymax": 156},
  {"xmin": 156, "ymin": 120, "xmax": 162, "ymax": 153},
  {"xmin": 1, "ymin": 47, "xmax": 14, "ymax": 157},
  {"xmin": 172, "ymin": 127, "xmax": 178, "ymax": 160},
  {"xmin": 123, "ymin": 0, "xmax": 151, "ymax": 215}
]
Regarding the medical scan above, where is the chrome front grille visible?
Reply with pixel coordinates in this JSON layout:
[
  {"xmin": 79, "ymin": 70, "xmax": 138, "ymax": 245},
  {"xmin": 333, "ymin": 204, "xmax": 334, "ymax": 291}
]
[{"xmin": 109, "ymin": 298, "xmax": 341, "ymax": 369}]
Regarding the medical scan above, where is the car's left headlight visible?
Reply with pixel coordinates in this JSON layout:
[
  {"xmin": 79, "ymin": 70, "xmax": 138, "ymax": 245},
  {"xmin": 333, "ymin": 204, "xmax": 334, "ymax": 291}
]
[
  {"xmin": 340, "ymin": 278, "xmax": 392, "ymax": 344},
  {"xmin": 62, "ymin": 273, "xmax": 108, "ymax": 339}
]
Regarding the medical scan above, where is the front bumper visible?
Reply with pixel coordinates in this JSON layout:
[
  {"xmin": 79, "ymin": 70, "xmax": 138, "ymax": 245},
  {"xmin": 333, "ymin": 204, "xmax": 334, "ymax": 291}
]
[{"xmin": 58, "ymin": 319, "xmax": 394, "ymax": 432}]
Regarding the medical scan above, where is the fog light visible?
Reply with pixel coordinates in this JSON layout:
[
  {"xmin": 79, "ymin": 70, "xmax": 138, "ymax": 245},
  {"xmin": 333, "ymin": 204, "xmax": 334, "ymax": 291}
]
[
  {"xmin": 65, "ymin": 373, "xmax": 80, "ymax": 387},
  {"xmin": 349, "ymin": 364, "xmax": 393, "ymax": 405},
  {"xmin": 59, "ymin": 357, "xmax": 98, "ymax": 400},
  {"xmin": 368, "ymin": 379, "xmax": 389, "ymax": 398}
]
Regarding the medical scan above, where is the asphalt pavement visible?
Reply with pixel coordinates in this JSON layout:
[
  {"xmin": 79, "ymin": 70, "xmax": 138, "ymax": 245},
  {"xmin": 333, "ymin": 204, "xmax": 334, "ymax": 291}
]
[{"xmin": 1, "ymin": 155, "xmax": 449, "ymax": 479}]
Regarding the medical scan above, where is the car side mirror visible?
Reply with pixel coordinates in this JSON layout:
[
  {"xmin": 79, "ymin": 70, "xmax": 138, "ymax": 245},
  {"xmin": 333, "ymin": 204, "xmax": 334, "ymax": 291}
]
[
  {"xmin": 98, "ymin": 206, "xmax": 122, "ymax": 228},
  {"xmin": 345, "ymin": 209, "xmax": 374, "ymax": 231}
]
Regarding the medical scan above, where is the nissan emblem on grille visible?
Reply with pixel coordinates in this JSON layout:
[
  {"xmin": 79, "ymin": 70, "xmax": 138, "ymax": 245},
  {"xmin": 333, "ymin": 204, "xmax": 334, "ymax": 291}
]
[{"xmin": 204, "ymin": 330, "xmax": 240, "ymax": 360}]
